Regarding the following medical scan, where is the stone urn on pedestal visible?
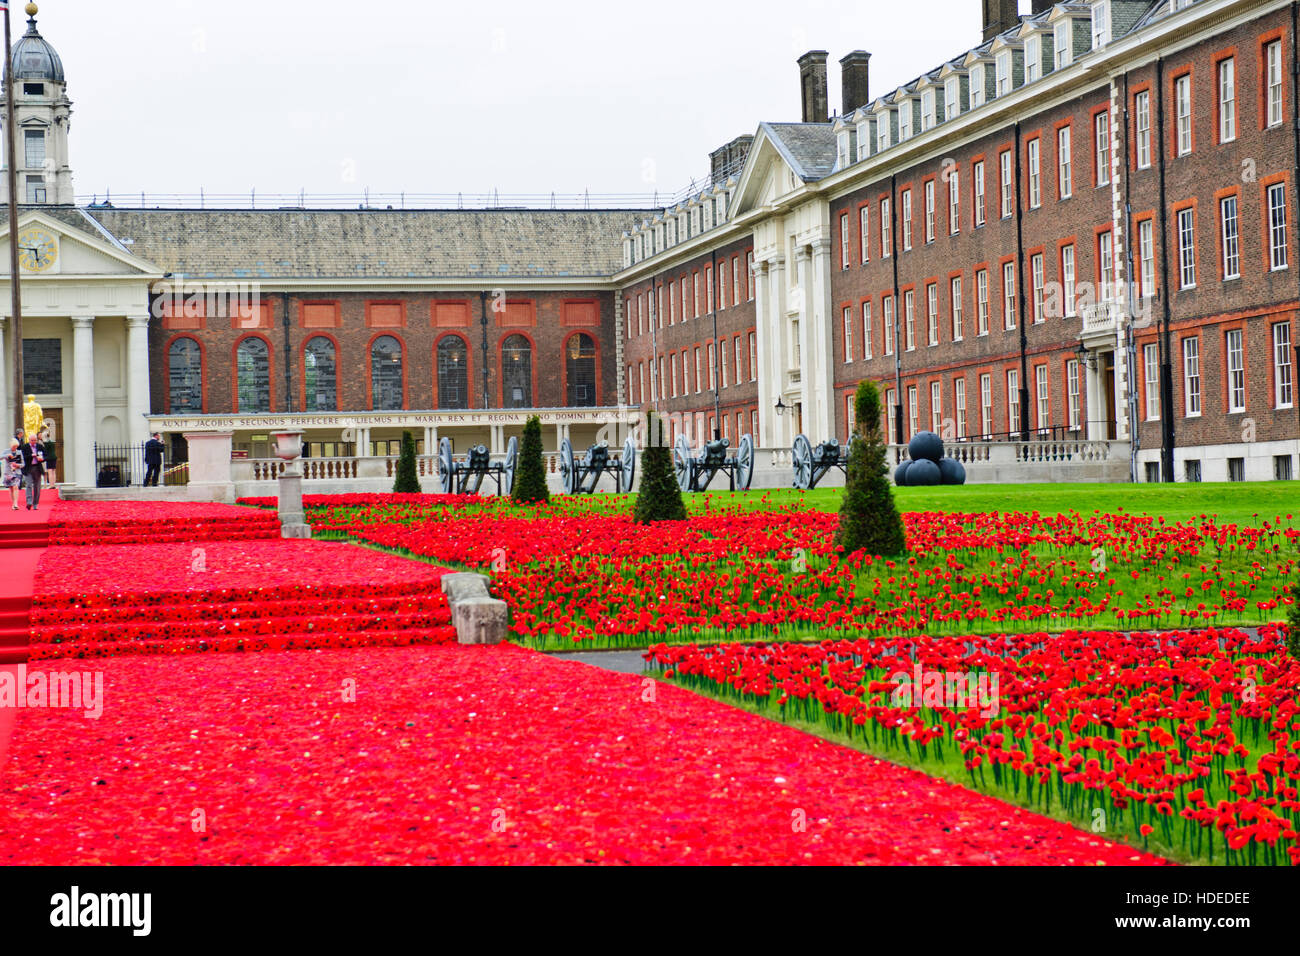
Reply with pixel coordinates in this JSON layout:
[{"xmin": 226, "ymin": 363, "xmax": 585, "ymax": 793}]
[{"xmin": 271, "ymin": 429, "xmax": 312, "ymax": 539}]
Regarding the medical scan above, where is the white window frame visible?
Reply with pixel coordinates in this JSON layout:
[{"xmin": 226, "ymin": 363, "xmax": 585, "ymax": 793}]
[
  {"xmin": 951, "ymin": 276, "xmax": 964, "ymax": 341},
  {"xmin": 860, "ymin": 205, "xmax": 871, "ymax": 263},
  {"xmin": 902, "ymin": 189, "xmax": 913, "ymax": 250},
  {"xmin": 980, "ymin": 373, "xmax": 993, "ymax": 439},
  {"xmin": 970, "ymin": 63, "xmax": 985, "ymax": 109},
  {"xmin": 904, "ymin": 289, "xmax": 916, "ymax": 351},
  {"xmin": 1054, "ymin": 21, "xmax": 1072, "ymax": 70},
  {"xmin": 996, "ymin": 51, "xmax": 1012, "ymax": 97},
  {"xmin": 1268, "ymin": 41, "xmax": 1284, "ymax": 128},
  {"xmin": 927, "ymin": 283, "xmax": 939, "ymax": 346},
  {"xmin": 843, "ymin": 306, "xmax": 854, "ymax": 363},
  {"xmin": 1062, "ymin": 244, "xmax": 1077, "ymax": 317},
  {"xmin": 1095, "ymin": 111, "xmax": 1110, "ymax": 187},
  {"xmin": 1031, "ymin": 253, "xmax": 1045, "ymax": 323},
  {"xmin": 1135, "ymin": 91, "xmax": 1151, "ymax": 169},
  {"xmin": 1092, "ymin": 1, "xmax": 1110, "ymax": 49},
  {"xmin": 976, "ymin": 269, "xmax": 989, "ymax": 335},
  {"xmin": 907, "ymin": 385, "xmax": 919, "ymax": 438},
  {"xmin": 1226, "ymin": 329, "xmax": 1246, "ymax": 413},
  {"xmin": 1221, "ymin": 195, "xmax": 1240, "ymax": 280},
  {"xmin": 1183, "ymin": 336, "xmax": 1200, "ymax": 417},
  {"xmin": 1269, "ymin": 182, "xmax": 1289, "ymax": 271},
  {"xmin": 880, "ymin": 198, "xmax": 892, "ymax": 257},
  {"xmin": 883, "ymin": 296, "xmax": 895, "ymax": 355},
  {"xmin": 1143, "ymin": 343, "xmax": 1160, "ymax": 421},
  {"xmin": 1175, "ymin": 75, "xmax": 1192, "ymax": 156},
  {"xmin": 1177, "ymin": 208, "xmax": 1196, "ymax": 289},
  {"xmin": 1275, "ymin": 322, "xmax": 1294, "ymax": 409},
  {"xmin": 955, "ymin": 377, "xmax": 967, "ymax": 439},
  {"xmin": 945, "ymin": 78, "xmax": 960, "ymax": 120},
  {"xmin": 974, "ymin": 160, "xmax": 986, "ymax": 226},
  {"xmin": 1002, "ymin": 261, "xmax": 1017, "ymax": 330},
  {"xmin": 862, "ymin": 301, "xmax": 873, "ymax": 360},
  {"xmin": 1218, "ymin": 57, "xmax": 1236, "ymax": 144},
  {"xmin": 1067, "ymin": 360, "xmax": 1080, "ymax": 430},
  {"xmin": 1058, "ymin": 126, "xmax": 1072, "ymax": 199},
  {"xmin": 930, "ymin": 381, "xmax": 942, "ymax": 434},
  {"xmin": 1007, "ymin": 369, "xmax": 1020, "ymax": 434},
  {"xmin": 1139, "ymin": 220, "xmax": 1155, "ymax": 297},
  {"xmin": 1025, "ymin": 35, "xmax": 1041, "ymax": 83},
  {"xmin": 839, "ymin": 212, "xmax": 850, "ymax": 269},
  {"xmin": 1028, "ymin": 138, "xmax": 1041, "ymax": 209},
  {"xmin": 924, "ymin": 179, "xmax": 936, "ymax": 243},
  {"xmin": 1000, "ymin": 150, "xmax": 1013, "ymax": 218},
  {"xmin": 948, "ymin": 169, "xmax": 960, "ymax": 235},
  {"xmin": 1035, "ymin": 364, "xmax": 1050, "ymax": 432},
  {"xmin": 1099, "ymin": 230, "xmax": 1114, "ymax": 301},
  {"xmin": 921, "ymin": 88, "xmax": 936, "ymax": 131}
]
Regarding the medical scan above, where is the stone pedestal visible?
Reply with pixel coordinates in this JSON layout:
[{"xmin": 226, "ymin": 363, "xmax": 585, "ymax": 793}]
[
  {"xmin": 183, "ymin": 431, "xmax": 236, "ymax": 503},
  {"xmin": 277, "ymin": 468, "xmax": 312, "ymax": 539},
  {"xmin": 439, "ymin": 572, "xmax": 506, "ymax": 645}
]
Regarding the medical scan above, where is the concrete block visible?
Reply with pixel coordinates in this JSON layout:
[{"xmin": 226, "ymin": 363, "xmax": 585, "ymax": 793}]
[
  {"xmin": 451, "ymin": 597, "xmax": 507, "ymax": 645},
  {"xmin": 440, "ymin": 572, "xmax": 492, "ymax": 603}
]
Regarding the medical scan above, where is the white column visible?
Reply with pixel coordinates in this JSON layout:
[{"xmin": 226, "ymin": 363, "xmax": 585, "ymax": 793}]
[
  {"xmin": 71, "ymin": 315, "xmax": 97, "ymax": 488},
  {"xmin": 423, "ymin": 425, "xmax": 436, "ymax": 456},
  {"xmin": 126, "ymin": 314, "xmax": 151, "ymax": 451},
  {"xmin": 0, "ymin": 318, "xmax": 7, "ymax": 437},
  {"xmin": 1084, "ymin": 356, "xmax": 1103, "ymax": 441},
  {"xmin": 808, "ymin": 238, "xmax": 835, "ymax": 440},
  {"xmin": 490, "ymin": 424, "xmax": 504, "ymax": 455},
  {"xmin": 767, "ymin": 256, "xmax": 787, "ymax": 449},
  {"xmin": 752, "ymin": 260, "xmax": 771, "ymax": 447}
]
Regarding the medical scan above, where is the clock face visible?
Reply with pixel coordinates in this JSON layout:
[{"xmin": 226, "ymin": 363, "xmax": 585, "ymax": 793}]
[{"xmin": 18, "ymin": 229, "xmax": 58, "ymax": 272}]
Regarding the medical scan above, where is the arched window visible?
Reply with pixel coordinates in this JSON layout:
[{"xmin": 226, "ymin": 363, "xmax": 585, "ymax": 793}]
[
  {"xmin": 236, "ymin": 337, "xmax": 270, "ymax": 412},
  {"xmin": 437, "ymin": 335, "xmax": 468, "ymax": 409},
  {"xmin": 370, "ymin": 335, "xmax": 403, "ymax": 410},
  {"xmin": 566, "ymin": 333, "xmax": 597, "ymax": 407},
  {"xmin": 303, "ymin": 337, "xmax": 337, "ymax": 412},
  {"xmin": 501, "ymin": 334, "xmax": 532, "ymax": 409},
  {"xmin": 168, "ymin": 338, "xmax": 202, "ymax": 412}
]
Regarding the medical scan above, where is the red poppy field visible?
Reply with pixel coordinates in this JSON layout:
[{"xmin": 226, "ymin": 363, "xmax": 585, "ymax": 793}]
[
  {"xmin": 0, "ymin": 488, "xmax": 1294, "ymax": 865},
  {"xmin": 239, "ymin": 491, "xmax": 1300, "ymax": 865}
]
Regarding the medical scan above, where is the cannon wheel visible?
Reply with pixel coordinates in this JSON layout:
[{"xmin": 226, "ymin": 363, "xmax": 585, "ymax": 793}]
[
  {"xmin": 620, "ymin": 436, "xmax": 637, "ymax": 494},
  {"xmin": 736, "ymin": 434, "xmax": 755, "ymax": 491},
  {"xmin": 791, "ymin": 433, "xmax": 813, "ymax": 490},
  {"xmin": 559, "ymin": 438, "xmax": 576, "ymax": 495},
  {"xmin": 672, "ymin": 435, "xmax": 692, "ymax": 493},
  {"xmin": 437, "ymin": 437, "xmax": 455, "ymax": 494},
  {"xmin": 502, "ymin": 435, "xmax": 519, "ymax": 496}
]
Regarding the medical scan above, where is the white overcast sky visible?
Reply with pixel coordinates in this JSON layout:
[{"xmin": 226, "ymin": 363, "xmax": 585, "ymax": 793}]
[{"xmin": 36, "ymin": 0, "xmax": 1001, "ymax": 202}]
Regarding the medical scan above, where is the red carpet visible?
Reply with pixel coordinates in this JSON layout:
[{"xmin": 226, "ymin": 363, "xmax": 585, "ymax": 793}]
[{"xmin": 0, "ymin": 487, "xmax": 57, "ymax": 768}]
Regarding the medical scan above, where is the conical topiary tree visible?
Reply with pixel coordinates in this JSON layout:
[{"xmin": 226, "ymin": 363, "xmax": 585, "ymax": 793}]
[
  {"xmin": 393, "ymin": 430, "xmax": 420, "ymax": 493},
  {"xmin": 835, "ymin": 380, "xmax": 906, "ymax": 557},
  {"xmin": 512, "ymin": 415, "xmax": 550, "ymax": 504},
  {"xmin": 633, "ymin": 411, "xmax": 686, "ymax": 524}
]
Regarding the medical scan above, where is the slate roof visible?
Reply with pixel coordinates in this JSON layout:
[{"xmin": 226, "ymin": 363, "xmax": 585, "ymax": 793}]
[
  {"xmin": 761, "ymin": 122, "xmax": 838, "ymax": 182},
  {"xmin": 77, "ymin": 207, "xmax": 652, "ymax": 280}
]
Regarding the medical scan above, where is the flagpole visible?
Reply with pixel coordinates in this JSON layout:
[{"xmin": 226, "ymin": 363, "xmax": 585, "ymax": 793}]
[{"xmin": 3, "ymin": 1, "xmax": 23, "ymax": 436}]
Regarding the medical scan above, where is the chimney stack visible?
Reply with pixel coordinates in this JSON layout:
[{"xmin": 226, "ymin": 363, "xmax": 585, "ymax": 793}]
[
  {"xmin": 840, "ymin": 51, "xmax": 871, "ymax": 116},
  {"xmin": 798, "ymin": 50, "xmax": 829, "ymax": 123},
  {"xmin": 982, "ymin": 0, "xmax": 1020, "ymax": 42}
]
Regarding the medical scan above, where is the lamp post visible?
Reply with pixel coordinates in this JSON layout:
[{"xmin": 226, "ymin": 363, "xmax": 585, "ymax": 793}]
[{"xmin": 3, "ymin": 2, "xmax": 29, "ymax": 435}]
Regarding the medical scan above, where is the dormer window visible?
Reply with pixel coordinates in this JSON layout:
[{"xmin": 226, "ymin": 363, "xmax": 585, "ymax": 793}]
[
  {"xmin": 877, "ymin": 112, "xmax": 891, "ymax": 150},
  {"xmin": 1025, "ymin": 35, "xmax": 1041, "ymax": 82},
  {"xmin": 920, "ymin": 89, "xmax": 935, "ymax": 131},
  {"xmin": 898, "ymin": 100, "xmax": 912, "ymax": 141},
  {"xmin": 1092, "ymin": 1, "xmax": 1110, "ymax": 49},
  {"xmin": 1054, "ymin": 21, "xmax": 1073, "ymax": 68},
  {"xmin": 970, "ymin": 64, "xmax": 985, "ymax": 108},
  {"xmin": 837, "ymin": 129, "xmax": 852, "ymax": 167},
  {"xmin": 995, "ymin": 51, "xmax": 1012, "ymax": 96},
  {"xmin": 944, "ymin": 78, "xmax": 960, "ymax": 119},
  {"xmin": 856, "ymin": 122, "xmax": 870, "ymax": 160}
]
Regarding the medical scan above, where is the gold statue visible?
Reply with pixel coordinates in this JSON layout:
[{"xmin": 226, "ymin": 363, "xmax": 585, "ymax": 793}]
[{"xmin": 23, "ymin": 395, "xmax": 42, "ymax": 439}]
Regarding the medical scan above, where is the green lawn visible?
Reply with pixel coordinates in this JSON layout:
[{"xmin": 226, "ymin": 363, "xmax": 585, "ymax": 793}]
[{"xmin": 687, "ymin": 481, "xmax": 1297, "ymax": 525}]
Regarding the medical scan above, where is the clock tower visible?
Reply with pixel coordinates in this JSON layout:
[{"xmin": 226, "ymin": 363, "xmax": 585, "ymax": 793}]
[{"xmin": 0, "ymin": 3, "xmax": 73, "ymax": 205}]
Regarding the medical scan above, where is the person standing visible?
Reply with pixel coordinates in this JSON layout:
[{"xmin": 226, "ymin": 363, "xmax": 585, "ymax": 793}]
[
  {"xmin": 38, "ymin": 429, "xmax": 56, "ymax": 484},
  {"xmin": 3, "ymin": 440, "xmax": 23, "ymax": 511},
  {"xmin": 143, "ymin": 432, "xmax": 165, "ymax": 487},
  {"xmin": 19, "ymin": 434, "xmax": 45, "ymax": 510}
]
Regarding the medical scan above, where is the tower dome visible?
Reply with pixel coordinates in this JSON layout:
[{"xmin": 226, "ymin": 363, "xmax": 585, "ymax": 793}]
[{"xmin": 11, "ymin": 6, "xmax": 65, "ymax": 84}]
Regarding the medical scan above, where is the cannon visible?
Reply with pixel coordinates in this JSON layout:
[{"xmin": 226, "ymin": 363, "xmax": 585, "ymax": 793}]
[
  {"xmin": 436, "ymin": 435, "xmax": 518, "ymax": 495},
  {"xmin": 559, "ymin": 437, "xmax": 637, "ymax": 494},
  {"xmin": 791, "ymin": 433, "xmax": 858, "ymax": 490},
  {"xmin": 672, "ymin": 434, "xmax": 755, "ymax": 493}
]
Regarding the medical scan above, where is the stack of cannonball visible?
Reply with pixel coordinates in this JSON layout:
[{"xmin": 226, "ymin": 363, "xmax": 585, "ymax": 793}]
[{"xmin": 894, "ymin": 431, "xmax": 966, "ymax": 486}]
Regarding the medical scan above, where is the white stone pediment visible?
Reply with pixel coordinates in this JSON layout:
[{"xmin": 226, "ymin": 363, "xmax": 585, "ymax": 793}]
[
  {"xmin": 0, "ymin": 210, "xmax": 163, "ymax": 280},
  {"xmin": 730, "ymin": 128, "xmax": 800, "ymax": 217}
]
